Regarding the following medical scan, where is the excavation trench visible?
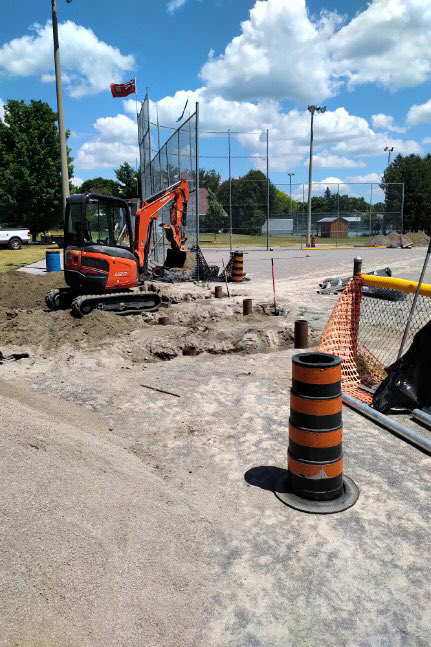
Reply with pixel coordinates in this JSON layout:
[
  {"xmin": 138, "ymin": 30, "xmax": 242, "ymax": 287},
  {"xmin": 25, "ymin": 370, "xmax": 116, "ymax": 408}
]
[{"xmin": 0, "ymin": 272, "xmax": 312, "ymax": 364}]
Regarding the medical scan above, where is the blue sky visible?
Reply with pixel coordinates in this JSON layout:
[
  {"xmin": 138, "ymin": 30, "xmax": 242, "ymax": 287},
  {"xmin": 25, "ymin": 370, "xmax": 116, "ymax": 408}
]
[{"xmin": 1, "ymin": 0, "xmax": 431, "ymax": 196}]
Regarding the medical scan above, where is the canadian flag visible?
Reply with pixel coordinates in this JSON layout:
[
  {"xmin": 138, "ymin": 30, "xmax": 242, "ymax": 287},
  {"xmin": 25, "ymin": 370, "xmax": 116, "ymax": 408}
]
[{"xmin": 110, "ymin": 79, "xmax": 136, "ymax": 98}]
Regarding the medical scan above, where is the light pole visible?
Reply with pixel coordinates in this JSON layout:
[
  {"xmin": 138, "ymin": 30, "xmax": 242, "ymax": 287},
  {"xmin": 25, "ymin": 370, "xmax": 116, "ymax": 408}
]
[
  {"xmin": 306, "ymin": 105, "xmax": 326, "ymax": 247},
  {"xmin": 51, "ymin": 0, "xmax": 71, "ymax": 216},
  {"xmin": 384, "ymin": 146, "xmax": 394, "ymax": 165},
  {"xmin": 287, "ymin": 172, "xmax": 295, "ymax": 217}
]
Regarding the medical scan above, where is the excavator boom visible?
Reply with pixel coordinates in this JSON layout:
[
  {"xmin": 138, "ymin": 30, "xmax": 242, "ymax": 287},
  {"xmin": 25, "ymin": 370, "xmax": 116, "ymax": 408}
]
[{"xmin": 134, "ymin": 179, "xmax": 189, "ymax": 271}]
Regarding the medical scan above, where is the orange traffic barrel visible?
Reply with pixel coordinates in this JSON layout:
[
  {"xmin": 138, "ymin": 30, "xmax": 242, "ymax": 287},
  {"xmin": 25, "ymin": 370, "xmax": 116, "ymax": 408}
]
[
  {"xmin": 276, "ymin": 352, "xmax": 359, "ymax": 514},
  {"xmin": 230, "ymin": 251, "xmax": 246, "ymax": 282}
]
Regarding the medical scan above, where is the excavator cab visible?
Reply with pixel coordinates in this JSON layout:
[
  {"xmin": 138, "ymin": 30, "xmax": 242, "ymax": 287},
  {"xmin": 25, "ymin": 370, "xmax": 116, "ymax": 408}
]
[{"xmin": 63, "ymin": 193, "xmax": 139, "ymax": 293}]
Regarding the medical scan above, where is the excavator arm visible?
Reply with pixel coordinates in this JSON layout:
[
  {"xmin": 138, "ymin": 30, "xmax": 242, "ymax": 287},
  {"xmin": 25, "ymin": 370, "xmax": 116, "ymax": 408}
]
[{"xmin": 134, "ymin": 179, "xmax": 189, "ymax": 271}]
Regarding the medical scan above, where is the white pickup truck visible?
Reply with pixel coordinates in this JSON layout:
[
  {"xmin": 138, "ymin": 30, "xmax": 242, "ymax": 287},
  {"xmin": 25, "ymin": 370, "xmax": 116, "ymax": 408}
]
[{"xmin": 0, "ymin": 228, "xmax": 31, "ymax": 250}]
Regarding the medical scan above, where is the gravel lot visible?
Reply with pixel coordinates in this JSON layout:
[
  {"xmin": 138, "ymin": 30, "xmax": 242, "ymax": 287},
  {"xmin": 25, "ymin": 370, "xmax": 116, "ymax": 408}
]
[{"xmin": 0, "ymin": 246, "xmax": 430, "ymax": 646}]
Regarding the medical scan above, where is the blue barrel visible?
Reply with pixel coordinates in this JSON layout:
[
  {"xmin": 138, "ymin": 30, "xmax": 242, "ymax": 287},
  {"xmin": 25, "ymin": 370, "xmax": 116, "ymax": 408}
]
[{"xmin": 46, "ymin": 250, "xmax": 61, "ymax": 272}]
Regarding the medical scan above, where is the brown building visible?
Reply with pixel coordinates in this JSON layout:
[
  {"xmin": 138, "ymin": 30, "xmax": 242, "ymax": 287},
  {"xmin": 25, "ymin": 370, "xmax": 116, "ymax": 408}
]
[{"xmin": 317, "ymin": 216, "xmax": 361, "ymax": 238}]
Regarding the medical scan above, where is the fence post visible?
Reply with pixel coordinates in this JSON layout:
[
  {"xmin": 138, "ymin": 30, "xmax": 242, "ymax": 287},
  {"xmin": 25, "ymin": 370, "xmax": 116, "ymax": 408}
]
[
  {"xmin": 266, "ymin": 129, "xmax": 270, "ymax": 252},
  {"xmin": 195, "ymin": 103, "xmax": 200, "ymax": 277},
  {"xmin": 369, "ymin": 183, "xmax": 373, "ymax": 245},
  {"xmin": 397, "ymin": 239, "xmax": 431, "ymax": 359},
  {"xmin": 228, "ymin": 128, "xmax": 232, "ymax": 252},
  {"xmin": 400, "ymin": 182, "xmax": 405, "ymax": 247}
]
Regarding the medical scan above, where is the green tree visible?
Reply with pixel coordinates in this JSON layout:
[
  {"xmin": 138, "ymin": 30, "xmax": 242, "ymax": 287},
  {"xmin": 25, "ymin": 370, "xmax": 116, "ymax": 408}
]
[
  {"xmin": 0, "ymin": 99, "xmax": 73, "ymax": 238},
  {"xmin": 201, "ymin": 188, "xmax": 228, "ymax": 233},
  {"xmin": 114, "ymin": 162, "xmax": 138, "ymax": 198},
  {"xmin": 199, "ymin": 168, "xmax": 221, "ymax": 194},
  {"xmin": 218, "ymin": 170, "xmax": 276, "ymax": 235},
  {"xmin": 79, "ymin": 177, "xmax": 121, "ymax": 196},
  {"xmin": 272, "ymin": 189, "xmax": 297, "ymax": 217},
  {"xmin": 382, "ymin": 154, "xmax": 431, "ymax": 231}
]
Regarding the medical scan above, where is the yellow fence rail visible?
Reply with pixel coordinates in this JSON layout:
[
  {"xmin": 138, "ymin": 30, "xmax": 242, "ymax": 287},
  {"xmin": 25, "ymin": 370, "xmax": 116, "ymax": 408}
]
[{"xmin": 361, "ymin": 274, "xmax": 431, "ymax": 298}]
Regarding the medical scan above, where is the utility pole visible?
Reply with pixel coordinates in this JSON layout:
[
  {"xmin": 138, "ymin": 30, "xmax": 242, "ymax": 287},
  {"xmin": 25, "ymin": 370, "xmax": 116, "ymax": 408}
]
[
  {"xmin": 384, "ymin": 146, "xmax": 394, "ymax": 165},
  {"xmin": 51, "ymin": 0, "xmax": 70, "ymax": 216},
  {"xmin": 306, "ymin": 105, "xmax": 326, "ymax": 247},
  {"xmin": 287, "ymin": 172, "xmax": 295, "ymax": 217}
]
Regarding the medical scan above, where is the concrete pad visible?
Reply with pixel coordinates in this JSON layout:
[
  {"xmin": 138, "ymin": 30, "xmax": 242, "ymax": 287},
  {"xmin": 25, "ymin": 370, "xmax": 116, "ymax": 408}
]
[{"xmin": 18, "ymin": 256, "xmax": 64, "ymax": 275}]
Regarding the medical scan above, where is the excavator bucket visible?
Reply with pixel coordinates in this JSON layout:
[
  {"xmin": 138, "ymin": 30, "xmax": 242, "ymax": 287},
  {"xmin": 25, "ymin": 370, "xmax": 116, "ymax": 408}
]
[{"xmin": 164, "ymin": 248, "xmax": 187, "ymax": 269}]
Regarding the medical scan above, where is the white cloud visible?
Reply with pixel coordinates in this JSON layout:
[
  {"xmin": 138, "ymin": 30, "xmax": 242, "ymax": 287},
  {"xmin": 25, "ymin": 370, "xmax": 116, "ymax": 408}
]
[
  {"xmin": 0, "ymin": 21, "xmax": 134, "ymax": 98},
  {"xmin": 148, "ymin": 88, "xmax": 421, "ymax": 171},
  {"xmin": 200, "ymin": 0, "xmax": 341, "ymax": 102},
  {"xmin": 0, "ymin": 98, "xmax": 4, "ymax": 121},
  {"xmin": 167, "ymin": 0, "xmax": 187, "ymax": 13},
  {"xmin": 346, "ymin": 172, "xmax": 382, "ymax": 183},
  {"xmin": 71, "ymin": 176, "xmax": 84, "ymax": 187},
  {"xmin": 76, "ymin": 114, "xmax": 138, "ymax": 168},
  {"xmin": 407, "ymin": 98, "xmax": 431, "ymax": 125},
  {"xmin": 76, "ymin": 141, "xmax": 138, "ymax": 169},
  {"xmin": 371, "ymin": 113, "xmax": 406, "ymax": 133},
  {"xmin": 423, "ymin": 137, "xmax": 431, "ymax": 144},
  {"xmin": 312, "ymin": 154, "xmax": 366, "ymax": 169},
  {"xmin": 93, "ymin": 114, "xmax": 137, "ymax": 143},
  {"xmin": 330, "ymin": 0, "xmax": 431, "ymax": 91},
  {"xmin": 199, "ymin": 0, "xmax": 431, "ymax": 104}
]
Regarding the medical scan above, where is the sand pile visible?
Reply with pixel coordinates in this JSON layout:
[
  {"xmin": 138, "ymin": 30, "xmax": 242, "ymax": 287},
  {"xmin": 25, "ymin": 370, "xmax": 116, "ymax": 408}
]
[{"xmin": 371, "ymin": 231, "xmax": 429, "ymax": 247}]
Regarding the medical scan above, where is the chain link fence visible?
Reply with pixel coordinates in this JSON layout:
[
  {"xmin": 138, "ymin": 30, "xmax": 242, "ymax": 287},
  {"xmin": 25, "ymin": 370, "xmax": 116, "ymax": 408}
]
[
  {"xmin": 359, "ymin": 290, "xmax": 431, "ymax": 368},
  {"xmin": 138, "ymin": 95, "xmax": 198, "ymax": 263},
  {"xmin": 138, "ymin": 106, "xmax": 404, "ymax": 254}
]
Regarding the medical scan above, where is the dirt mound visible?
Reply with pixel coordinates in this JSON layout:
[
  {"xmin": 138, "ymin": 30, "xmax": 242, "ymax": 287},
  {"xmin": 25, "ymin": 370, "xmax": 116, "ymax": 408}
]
[
  {"xmin": 0, "ymin": 271, "xmax": 66, "ymax": 309},
  {"xmin": 371, "ymin": 231, "xmax": 429, "ymax": 247},
  {"xmin": 407, "ymin": 231, "xmax": 430, "ymax": 246}
]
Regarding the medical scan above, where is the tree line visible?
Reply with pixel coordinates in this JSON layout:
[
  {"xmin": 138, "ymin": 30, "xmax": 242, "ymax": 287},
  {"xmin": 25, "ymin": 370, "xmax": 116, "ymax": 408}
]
[{"xmin": 1, "ymin": 98, "xmax": 431, "ymax": 239}]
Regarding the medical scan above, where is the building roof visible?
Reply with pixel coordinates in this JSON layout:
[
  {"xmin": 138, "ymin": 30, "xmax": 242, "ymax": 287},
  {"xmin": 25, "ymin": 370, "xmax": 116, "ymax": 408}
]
[{"xmin": 317, "ymin": 216, "xmax": 361, "ymax": 223}]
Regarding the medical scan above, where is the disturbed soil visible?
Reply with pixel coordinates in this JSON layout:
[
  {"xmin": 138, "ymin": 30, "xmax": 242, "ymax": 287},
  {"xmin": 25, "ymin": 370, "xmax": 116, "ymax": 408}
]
[
  {"xmin": 371, "ymin": 230, "xmax": 430, "ymax": 247},
  {"xmin": 1, "ymin": 249, "xmax": 430, "ymax": 647},
  {"xmin": 0, "ymin": 271, "xmax": 305, "ymax": 361}
]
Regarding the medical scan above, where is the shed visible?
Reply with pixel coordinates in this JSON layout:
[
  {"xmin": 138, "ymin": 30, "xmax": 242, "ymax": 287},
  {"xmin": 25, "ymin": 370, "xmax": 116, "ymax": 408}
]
[{"xmin": 317, "ymin": 216, "xmax": 361, "ymax": 238}]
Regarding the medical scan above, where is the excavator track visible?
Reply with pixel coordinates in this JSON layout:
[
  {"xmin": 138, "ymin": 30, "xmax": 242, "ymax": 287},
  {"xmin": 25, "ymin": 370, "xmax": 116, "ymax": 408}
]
[
  {"xmin": 45, "ymin": 288, "xmax": 74, "ymax": 311},
  {"xmin": 71, "ymin": 290, "xmax": 162, "ymax": 318}
]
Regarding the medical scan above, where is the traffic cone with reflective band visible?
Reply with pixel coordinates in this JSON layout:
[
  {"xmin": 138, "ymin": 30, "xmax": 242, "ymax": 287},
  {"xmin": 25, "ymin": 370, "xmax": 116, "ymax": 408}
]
[
  {"xmin": 276, "ymin": 352, "xmax": 359, "ymax": 514},
  {"xmin": 230, "ymin": 251, "xmax": 246, "ymax": 282}
]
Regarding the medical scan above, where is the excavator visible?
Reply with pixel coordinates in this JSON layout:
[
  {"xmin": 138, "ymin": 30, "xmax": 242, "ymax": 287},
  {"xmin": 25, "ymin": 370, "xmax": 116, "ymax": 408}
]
[{"xmin": 46, "ymin": 179, "xmax": 189, "ymax": 316}]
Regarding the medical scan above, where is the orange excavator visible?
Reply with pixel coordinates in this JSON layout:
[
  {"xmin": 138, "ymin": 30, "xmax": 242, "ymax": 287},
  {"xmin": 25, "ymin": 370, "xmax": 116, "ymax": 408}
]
[{"xmin": 46, "ymin": 179, "xmax": 189, "ymax": 316}]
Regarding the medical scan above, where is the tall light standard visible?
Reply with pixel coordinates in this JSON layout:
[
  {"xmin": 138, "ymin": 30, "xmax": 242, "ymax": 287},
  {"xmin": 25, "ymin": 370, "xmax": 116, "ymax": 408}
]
[
  {"xmin": 384, "ymin": 146, "xmax": 394, "ymax": 165},
  {"xmin": 287, "ymin": 172, "xmax": 295, "ymax": 217},
  {"xmin": 51, "ymin": 0, "xmax": 71, "ymax": 216},
  {"xmin": 306, "ymin": 105, "xmax": 326, "ymax": 247}
]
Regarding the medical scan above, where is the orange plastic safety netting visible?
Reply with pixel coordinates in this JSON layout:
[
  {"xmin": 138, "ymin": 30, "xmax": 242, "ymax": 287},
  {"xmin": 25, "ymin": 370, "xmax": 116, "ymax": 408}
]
[{"xmin": 318, "ymin": 278, "xmax": 387, "ymax": 404}]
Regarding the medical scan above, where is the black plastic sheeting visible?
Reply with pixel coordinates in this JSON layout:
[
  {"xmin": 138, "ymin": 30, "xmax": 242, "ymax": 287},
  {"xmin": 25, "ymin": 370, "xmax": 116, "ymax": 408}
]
[{"xmin": 373, "ymin": 320, "xmax": 431, "ymax": 413}]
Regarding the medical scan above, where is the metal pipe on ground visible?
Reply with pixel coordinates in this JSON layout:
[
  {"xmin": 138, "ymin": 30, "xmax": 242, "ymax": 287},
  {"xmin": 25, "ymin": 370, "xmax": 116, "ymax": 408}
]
[
  {"xmin": 411, "ymin": 408, "xmax": 431, "ymax": 430},
  {"xmin": 214, "ymin": 286, "xmax": 223, "ymax": 299},
  {"xmin": 294, "ymin": 320, "xmax": 309, "ymax": 348},
  {"xmin": 343, "ymin": 393, "xmax": 431, "ymax": 455},
  {"xmin": 243, "ymin": 299, "xmax": 253, "ymax": 316}
]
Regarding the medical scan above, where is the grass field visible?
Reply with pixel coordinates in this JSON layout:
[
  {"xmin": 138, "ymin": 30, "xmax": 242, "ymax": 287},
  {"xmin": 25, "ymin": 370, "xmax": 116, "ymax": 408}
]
[
  {"xmin": 199, "ymin": 233, "xmax": 370, "ymax": 248},
  {"xmin": 0, "ymin": 244, "xmax": 57, "ymax": 272}
]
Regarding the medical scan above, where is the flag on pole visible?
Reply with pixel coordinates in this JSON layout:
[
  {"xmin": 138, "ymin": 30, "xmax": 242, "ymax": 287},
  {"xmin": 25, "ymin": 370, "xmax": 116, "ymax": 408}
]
[
  {"xmin": 176, "ymin": 98, "xmax": 189, "ymax": 122},
  {"xmin": 110, "ymin": 79, "xmax": 136, "ymax": 98}
]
